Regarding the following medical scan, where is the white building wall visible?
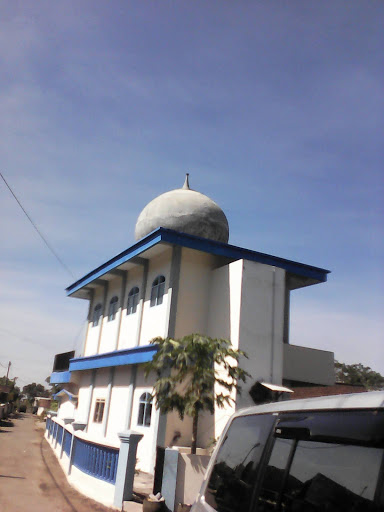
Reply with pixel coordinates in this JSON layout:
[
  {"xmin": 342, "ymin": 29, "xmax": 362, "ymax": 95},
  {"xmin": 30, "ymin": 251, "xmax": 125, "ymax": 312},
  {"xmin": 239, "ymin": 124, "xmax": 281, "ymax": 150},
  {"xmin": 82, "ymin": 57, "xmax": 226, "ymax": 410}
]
[
  {"xmin": 236, "ymin": 260, "xmax": 286, "ymax": 409},
  {"xmin": 139, "ymin": 250, "xmax": 172, "ymax": 345},
  {"xmin": 98, "ymin": 278, "xmax": 122, "ymax": 354},
  {"xmin": 87, "ymin": 368, "xmax": 109, "ymax": 438},
  {"xmin": 57, "ymin": 398, "xmax": 76, "ymax": 420},
  {"xmin": 283, "ymin": 343, "xmax": 334, "ymax": 385},
  {"xmin": 106, "ymin": 366, "xmax": 131, "ymax": 438},
  {"xmin": 174, "ymin": 248, "xmax": 216, "ymax": 338},
  {"xmin": 85, "ymin": 287, "xmax": 105, "ymax": 356},
  {"xmin": 130, "ymin": 369, "xmax": 158, "ymax": 474},
  {"xmin": 205, "ymin": 259, "xmax": 286, "ymax": 438},
  {"xmin": 75, "ymin": 372, "xmax": 93, "ymax": 422},
  {"xmin": 119, "ymin": 266, "xmax": 143, "ymax": 350},
  {"xmin": 206, "ymin": 260, "xmax": 243, "ymax": 442}
]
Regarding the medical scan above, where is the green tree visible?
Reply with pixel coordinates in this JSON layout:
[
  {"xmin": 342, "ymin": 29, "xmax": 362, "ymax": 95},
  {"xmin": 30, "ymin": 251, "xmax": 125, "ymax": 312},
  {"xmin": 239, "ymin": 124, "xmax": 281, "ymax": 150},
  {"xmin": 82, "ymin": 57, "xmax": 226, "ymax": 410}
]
[
  {"xmin": 22, "ymin": 382, "xmax": 50, "ymax": 405},
  {"xmin": 45, "ymin": 376, "xmax": 63, "ymax": 396},
  {"xmin": 335, "ymin": 361, "xmax": 384, "ymax": 389},
  {"xmin": 0, "ymin": 377, "xmax": 20, "ymax": 402},
  {"xmin": 144, "ymin": 334, "xmax": 249, "ymax": 454}
]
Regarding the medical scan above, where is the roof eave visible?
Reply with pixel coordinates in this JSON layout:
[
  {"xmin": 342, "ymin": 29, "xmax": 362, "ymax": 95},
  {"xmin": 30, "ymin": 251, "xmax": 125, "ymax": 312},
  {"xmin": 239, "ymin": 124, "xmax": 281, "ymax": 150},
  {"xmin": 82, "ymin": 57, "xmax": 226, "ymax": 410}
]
[{"xmin": 66, "ymin": 228, "xmax": 330, "ymax": 298}]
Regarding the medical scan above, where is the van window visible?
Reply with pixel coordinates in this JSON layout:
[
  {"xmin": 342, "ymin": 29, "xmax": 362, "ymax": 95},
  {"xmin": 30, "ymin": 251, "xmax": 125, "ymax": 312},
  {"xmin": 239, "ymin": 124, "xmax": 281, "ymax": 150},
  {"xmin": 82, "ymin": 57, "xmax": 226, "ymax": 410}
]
[
  {"xmin": 256, "ymin": 411, "xmax": 384, "ymax": 511},
  {"xmin": 204, "ymin": 413, "xmax": 276, "ymax": 512}
]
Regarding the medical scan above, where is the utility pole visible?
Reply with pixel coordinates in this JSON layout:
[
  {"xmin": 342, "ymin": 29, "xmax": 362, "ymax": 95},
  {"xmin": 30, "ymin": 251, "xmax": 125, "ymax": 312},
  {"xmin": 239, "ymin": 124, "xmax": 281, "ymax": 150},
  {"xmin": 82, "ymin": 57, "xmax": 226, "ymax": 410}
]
[{"xmin": 6, "ymin": 361, "xmax": 11, "ymax": 380}]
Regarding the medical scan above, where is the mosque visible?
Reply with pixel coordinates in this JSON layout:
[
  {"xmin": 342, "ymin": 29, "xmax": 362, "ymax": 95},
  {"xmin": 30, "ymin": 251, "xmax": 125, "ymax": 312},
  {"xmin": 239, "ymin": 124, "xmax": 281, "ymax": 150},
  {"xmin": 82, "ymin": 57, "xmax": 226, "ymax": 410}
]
[{"xmin": 50, "ymin": 175, "xmax": 334, "ymax": 476}]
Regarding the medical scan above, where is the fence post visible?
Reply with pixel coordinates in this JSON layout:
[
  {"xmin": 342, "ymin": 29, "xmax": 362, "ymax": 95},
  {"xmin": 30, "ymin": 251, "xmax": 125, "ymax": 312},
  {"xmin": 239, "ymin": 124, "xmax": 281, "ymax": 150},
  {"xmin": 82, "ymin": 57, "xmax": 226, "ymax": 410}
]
[
  {"xmin": 161, "ymin": 448, "xmax": 180, "ymax": 512},
  {"xmin": 46, "ymin": 416, "xmax": 51, "ymax": 438},
  {"xmin": 62, "ymin": 419, "xmax": 75, "ymax": 475},
  {"xmin": 54, "ymin": 423, "xmax": 60, "ymax": 449},
  {"xmin": 67, "ymin": 421, "xmax": 87, "ymax": 475},
  {"xmin": 113, "ymin": 430, "xmax": 143, "ymax": 509}
]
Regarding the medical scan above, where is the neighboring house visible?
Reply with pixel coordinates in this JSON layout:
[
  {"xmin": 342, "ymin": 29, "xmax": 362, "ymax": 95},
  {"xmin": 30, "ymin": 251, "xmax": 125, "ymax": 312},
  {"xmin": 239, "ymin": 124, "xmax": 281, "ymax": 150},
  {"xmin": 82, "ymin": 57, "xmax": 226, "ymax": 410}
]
[
  {"xmin": 49, "ymin": 176, "xmax": 334, "ymax": 477},
  {"xmin": 52, "ymin": 389, "xmax": 77, "ymax": 419},
  {"xmin": 290, "ymin": 383, "xmax": 367, "ymax": 400},
  {"xmin": 33, "ymin": 397, "xmax": 52, "ymax": 416}
]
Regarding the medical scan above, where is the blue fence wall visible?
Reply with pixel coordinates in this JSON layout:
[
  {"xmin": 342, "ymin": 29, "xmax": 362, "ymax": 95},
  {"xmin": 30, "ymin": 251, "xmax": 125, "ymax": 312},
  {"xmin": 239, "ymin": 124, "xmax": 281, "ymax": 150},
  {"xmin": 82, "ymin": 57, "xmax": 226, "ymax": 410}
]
[
  {"xmin": 47, "ymin": 417, "xmax": 55, "ymax": 437},
  {"xmin": 73, "ymin": 438, "xmax": 119, "ymax": 484},
  {"xmin": 46, "ymin": 420, "xmax": 119, "ymax": 486},
  {"xmin": 56, "ymin": 424, "xmax": 64, "ymax": 446},
  {"xmin": 63, "ymin": 430, "xmax": 72, "ymax": 456}
]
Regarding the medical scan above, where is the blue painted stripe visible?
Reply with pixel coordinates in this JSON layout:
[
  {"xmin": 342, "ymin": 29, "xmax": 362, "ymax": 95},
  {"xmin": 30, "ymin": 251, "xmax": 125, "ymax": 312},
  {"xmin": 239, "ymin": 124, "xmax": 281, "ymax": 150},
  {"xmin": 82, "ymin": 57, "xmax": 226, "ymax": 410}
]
[
  {"xmin": 66, "ymin": 232, "xmax": 163, "ymax": 296},
  {"xmin": 53, "ymin": 389, "xmax": 77, "ymax": 400},
  {"xmin": 50, "ymin": 371, "xmax": 71, "ymax": 384},
  {"xmin": 161, "ymin": 229, "xmax": 330, "ymax": 282},
  {"xmin": 66, "ymin": 227, "xmax": 330, "ymax": 296},
  {"xmin": 69, "ymin": 344, "xmax": 158, "ymax": 372}
]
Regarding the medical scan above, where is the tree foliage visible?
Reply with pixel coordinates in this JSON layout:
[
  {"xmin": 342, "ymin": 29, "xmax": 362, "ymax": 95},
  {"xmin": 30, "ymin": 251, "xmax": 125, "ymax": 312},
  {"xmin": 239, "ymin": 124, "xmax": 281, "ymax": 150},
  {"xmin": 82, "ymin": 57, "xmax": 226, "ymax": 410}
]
[
  {"xmin": 45, "ymin": 375, "xmax": 63, "ymax": 396},
  {"xmin": 335, "ymin": 361, "xmax": 384, "ymax": 389},
  {"xmin": 144, "ymin": 334, "xmax": 249, "ymax": 454},
  {"xmin": 0, "ymin": 377, "xmax": 20, "ymax": 402},
  {"xmin": 22, "ymin": 382, "xmax": 50, "ymax": 404}
]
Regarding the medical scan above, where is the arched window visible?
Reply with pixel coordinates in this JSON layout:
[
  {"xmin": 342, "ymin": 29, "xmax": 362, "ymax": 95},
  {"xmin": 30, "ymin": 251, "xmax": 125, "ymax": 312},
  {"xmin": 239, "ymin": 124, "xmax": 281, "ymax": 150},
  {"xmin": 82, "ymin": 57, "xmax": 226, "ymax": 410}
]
[
  {"xmin": 92, "ymin": 304, "xmax": 102, "ymax": 327},
  {"xmin": 137, "ymin": 392, "xmax": 152, "ymax": 427},
  {"xmin": 127, "ymin": 287, "xmax": 140, "ymax": 315},
  {"xmin": 150, "ymin": 275, "xmax": 165, "ymax": 307},
  {"xmin": 108, "ymin": 296, "xmax": 118, "ymax": 321}
]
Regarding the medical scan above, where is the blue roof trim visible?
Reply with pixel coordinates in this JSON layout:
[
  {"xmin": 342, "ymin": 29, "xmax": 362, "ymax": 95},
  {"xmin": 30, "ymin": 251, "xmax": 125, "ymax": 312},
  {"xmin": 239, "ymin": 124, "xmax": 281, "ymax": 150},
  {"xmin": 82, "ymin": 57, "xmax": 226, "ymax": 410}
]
[
  {"xmin": 50, "ymin": 371, "xmax": 72, "ymax": 384},
  {"xmin": 66, "ymin": 231, "xmax": 163, "ymax": 296},
  {"xmin": 53, "ymin": 389, "xmax": 77, "ymax": 401},
  {"xmin": 69, "ymin": 344, "xmax": 158, "ymax": 372},
  {"xmin": 66, "ymin": 228, "xmax": 330, "ymax": 296},
  {"xmin": 160, "ymin": 229, "xmax": 330, "ymax": 282}
]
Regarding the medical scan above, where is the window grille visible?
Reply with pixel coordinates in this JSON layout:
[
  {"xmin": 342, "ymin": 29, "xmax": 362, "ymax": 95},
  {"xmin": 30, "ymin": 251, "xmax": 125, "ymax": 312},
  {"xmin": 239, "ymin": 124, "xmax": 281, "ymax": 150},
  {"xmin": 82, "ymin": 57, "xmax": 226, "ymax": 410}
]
[
  {"xmin": 93, "ymin": 304, "xmax": 102, "ymax": 327},
  {"xmin": 127, "ymin": 287, "xmax": 139, "ymax": 315},
  {"xmin": 108, "ymin": 296, "xmax": 118, "ymax": 321},
  {"xmin": 93, "ymin": 399, "xmax": 105, "ymax": 423},
  {"xmin": 137, "ymin": 392, "xmax": 153, "ymax": 427},
  {"xmin": 150, "ymin": 275, "xmax": 165, "ymax": 307}
]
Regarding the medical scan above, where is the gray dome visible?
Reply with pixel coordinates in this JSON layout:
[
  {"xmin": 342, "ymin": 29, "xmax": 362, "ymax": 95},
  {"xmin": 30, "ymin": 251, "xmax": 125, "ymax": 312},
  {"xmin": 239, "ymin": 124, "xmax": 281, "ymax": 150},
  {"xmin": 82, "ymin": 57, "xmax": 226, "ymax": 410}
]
[{"xmin": 135, "ymin": 175, "xmax": 229, "ymax": 243}]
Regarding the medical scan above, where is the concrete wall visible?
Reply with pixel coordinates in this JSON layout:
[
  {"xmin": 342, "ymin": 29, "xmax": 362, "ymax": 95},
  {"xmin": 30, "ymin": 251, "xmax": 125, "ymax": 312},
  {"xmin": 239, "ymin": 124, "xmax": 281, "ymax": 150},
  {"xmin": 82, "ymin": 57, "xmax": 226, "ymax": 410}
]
[
  {"xmin": 83, "ymin": 248, "xmax": 173, "ymax": 359},
  {"xmin": 174, "ymin": 248, "xmax": 216, "ymax": 338},
  {"xmin": 130, "ymin": 369, "xmax": 158, "ymax": 474},
  {"xmin": 99, "ymin": 279, "xmax": 122, "ymax": 354},
  {"xmin": 75, "ymin": 372, "xmax": 92, "ymax": 423},
  {"xmin": 205, "ymin": 259, "xmax": 286, "ymax": 439},
  {"xmin": 283, "ymin": 343, "xmax": 335, "ymax": 385},
  {"xmin": 206, "ymin": 260, "xmax": 243, "ymax": 443},
  {"xmin": 174, "ymin": 453, "xmax": 211, "ymax": 509},
  {"xmin": 57, "ymin": 398, "xmax": 76, "ymax": 420},
  {"xmin": 87, "ymin": 368, "xmax": 109, "ymax": 438},
  {"xmin": 106, "ymin": 366, "xmax": 131, "ymax": 438},
  {"xmin": 140, "ymin": 249, "xmax": 172, "ymax": 344},
  {"xmin": 161, "ymin": 449, "xmax": 211, "ymax": 511},
  {"xmin": 119, "ymin": 266, "xmax": 144, "ymax": 350},
  {"xmin": 45, "ymin": 418, "xmax": 116, "ymax": 508},
  {"xmin": 236, "ymin": 260, "xmax": 286, "ymax": 409},
  {"xmin": 85, "ymin": 286, "xmax": 104, "ymax": 356}
]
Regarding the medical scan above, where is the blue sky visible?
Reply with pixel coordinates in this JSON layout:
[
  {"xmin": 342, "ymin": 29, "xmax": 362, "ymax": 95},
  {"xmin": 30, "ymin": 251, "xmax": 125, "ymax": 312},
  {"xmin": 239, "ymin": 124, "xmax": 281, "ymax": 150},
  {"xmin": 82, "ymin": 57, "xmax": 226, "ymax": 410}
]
[{"xmin": 1, "ymin": 1, "xmax": 383, "ymax": 387}]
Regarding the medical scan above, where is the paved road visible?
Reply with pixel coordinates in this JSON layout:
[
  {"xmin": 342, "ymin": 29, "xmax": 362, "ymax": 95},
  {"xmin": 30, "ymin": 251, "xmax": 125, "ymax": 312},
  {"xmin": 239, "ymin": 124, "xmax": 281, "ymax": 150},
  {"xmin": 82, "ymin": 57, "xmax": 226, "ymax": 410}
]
[{"xmin": 0, "ymin": 413, "xmax": 114, "ymax": 512}]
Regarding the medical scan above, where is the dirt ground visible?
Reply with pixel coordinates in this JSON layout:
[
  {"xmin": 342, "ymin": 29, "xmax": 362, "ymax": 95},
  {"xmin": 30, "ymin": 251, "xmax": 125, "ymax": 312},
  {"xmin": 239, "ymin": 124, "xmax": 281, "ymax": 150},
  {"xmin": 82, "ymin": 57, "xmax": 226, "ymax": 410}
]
[{"xmin": 0, "ymin": 413, "xmax": 142, "ymax": 512}]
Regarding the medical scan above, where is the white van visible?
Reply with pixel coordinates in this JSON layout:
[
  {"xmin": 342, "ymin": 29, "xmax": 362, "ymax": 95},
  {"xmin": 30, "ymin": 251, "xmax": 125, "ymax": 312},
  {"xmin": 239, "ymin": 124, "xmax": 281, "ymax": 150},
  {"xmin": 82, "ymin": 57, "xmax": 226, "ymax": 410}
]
[{"xmin": 192, "ymin": 391, "xmax": 384, "ymax": 512}]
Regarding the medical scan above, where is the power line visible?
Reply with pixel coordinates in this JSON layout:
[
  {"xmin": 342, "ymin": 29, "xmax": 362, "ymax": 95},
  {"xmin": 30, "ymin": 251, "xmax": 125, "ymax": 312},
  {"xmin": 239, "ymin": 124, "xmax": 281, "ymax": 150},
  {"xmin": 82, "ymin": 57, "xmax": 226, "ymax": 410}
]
[
  {"xmin": 1, "ymin": 171, "xmax": 75, "ymax": 279},
  {"xmin": 0, "ymin": 327, "xmax": 54, "ymax": 351}
]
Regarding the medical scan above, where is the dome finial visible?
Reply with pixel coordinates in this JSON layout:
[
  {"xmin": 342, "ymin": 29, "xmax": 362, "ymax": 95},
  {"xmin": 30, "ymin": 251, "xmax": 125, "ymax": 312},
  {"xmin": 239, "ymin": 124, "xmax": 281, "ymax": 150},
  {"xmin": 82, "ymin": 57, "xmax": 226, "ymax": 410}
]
[{"xmin": 182, "ymin": 173, "xmax": 190, "ymax": 190}]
